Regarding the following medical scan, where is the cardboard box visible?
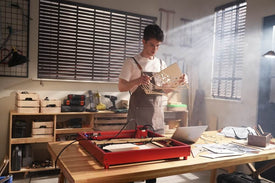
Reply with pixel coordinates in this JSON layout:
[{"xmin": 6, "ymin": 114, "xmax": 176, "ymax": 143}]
[{"xmin": 248, "ymin": 133, "xmax": 272, "ymax": 147}]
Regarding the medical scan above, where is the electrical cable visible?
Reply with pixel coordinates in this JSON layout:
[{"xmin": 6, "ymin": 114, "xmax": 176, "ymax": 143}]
[
  {"xmin": 106, "ymin": 119, "xmax": 129, "ymax": 141},
  {"xmin": 142, "ymin": 124, "xmax": 155, "ymax": 143},
  {"xmin": 54, "ymin": 139, "xmax": 86, "ymax": 169},
  {"xmin": 54, "ymin": 120, "xmax": 130, "ymax": 167}
]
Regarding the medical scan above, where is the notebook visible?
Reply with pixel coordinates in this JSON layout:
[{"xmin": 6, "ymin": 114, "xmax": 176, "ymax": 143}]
[{"xmin": 171, "ymin": 125, "xmax": 208, "ymax": 144}]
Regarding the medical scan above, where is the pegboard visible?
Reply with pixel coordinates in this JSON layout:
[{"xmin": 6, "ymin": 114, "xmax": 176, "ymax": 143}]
[{"xmin": 0, "ymin": 0, "xmax": 29, "ymax": 77}]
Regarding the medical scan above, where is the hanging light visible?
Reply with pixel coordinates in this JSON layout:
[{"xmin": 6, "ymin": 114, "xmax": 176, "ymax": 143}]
[{"xmin": 263, "ymin": 50, "xmax": 275, "ymax": 58}]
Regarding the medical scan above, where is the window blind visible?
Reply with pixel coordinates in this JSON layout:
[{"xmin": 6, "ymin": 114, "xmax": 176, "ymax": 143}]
[
  {"xmin": 38, "ymin": 0, "xmax": 156, "ymax": 81},
  {"xmin": 212, "ymin": 0, "xmax": 247, "ymax": 100}
]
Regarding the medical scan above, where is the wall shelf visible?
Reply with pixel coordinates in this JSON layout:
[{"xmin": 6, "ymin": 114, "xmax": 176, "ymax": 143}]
[{"xmin": 8, "ymin": 110, "xmax": 127, "ymax": 174}]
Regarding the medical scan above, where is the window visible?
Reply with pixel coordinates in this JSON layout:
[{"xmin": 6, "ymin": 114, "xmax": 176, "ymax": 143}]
[
  {"xmin": 211, "ymin": 0, "xmax": 247, "ymax": 100},
  {"xmin": 38, "ymin": 0, "xmax": 156, "ymax": 82}
]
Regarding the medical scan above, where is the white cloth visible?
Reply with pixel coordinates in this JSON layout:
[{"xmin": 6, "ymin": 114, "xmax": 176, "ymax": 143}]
[{"xmin": 119, "ymin": 54, "xmax": 167, "ymax": 93}]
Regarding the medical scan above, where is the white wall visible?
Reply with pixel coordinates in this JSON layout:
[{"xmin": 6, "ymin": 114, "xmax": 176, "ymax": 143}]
[
  {"xmin": 202, "ymin": 0, "xmax": 275, "ymax": 129},
  {"xmin": 1, "ymin": 0, "xmax": 275, "ymax": 161}
]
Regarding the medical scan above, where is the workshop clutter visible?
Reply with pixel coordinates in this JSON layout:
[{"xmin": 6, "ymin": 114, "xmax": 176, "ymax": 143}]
[
  {"xmin": 15, "ymin": 91, "xmax": 127, "ymax": 113},
  {"xmin": 11, "ymin": 144, "xmax": 53, "ymax": 171}
]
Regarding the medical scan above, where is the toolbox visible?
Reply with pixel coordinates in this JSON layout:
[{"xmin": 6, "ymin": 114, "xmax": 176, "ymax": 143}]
[
  {"xmin": 248, "ymin": 133, "xmax": 272, "ymax": 147},
  {"xmin": 63, "ymin": 94, "xmax": 85, "ymax": 106},
  {"xmin": 78, "ymin": 127, "xmax": 191, "ymax": 169}
]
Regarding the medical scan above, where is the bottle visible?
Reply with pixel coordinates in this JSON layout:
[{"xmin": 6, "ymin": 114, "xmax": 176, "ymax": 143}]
[{"xmin": 11, "ymin": 146, "xmax": 22, "ymax": 171}]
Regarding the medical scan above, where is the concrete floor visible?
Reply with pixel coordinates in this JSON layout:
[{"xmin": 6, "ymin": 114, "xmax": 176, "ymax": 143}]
[{"xmin": 12, "ymin": 170, "xmax": 217, "ymax": 183}]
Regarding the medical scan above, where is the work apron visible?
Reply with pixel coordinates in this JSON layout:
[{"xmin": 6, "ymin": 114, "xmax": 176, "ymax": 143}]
[{"xmin": 126, "ymin": 60, "xmax": 164, "ymax": 135}]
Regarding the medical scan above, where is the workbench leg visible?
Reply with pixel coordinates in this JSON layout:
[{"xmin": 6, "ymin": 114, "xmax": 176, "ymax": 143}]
[
  {"xmin": 210, "ymin": 169, "xmax": 217, "ymax": 183},
  {"xmin": 58, "ymin": 171, "xmax": 65, "ymax": 183}
]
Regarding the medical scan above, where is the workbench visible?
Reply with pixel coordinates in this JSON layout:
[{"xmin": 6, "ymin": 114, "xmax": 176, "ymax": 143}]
[{"xmin": 48, "ymin": 131, "xmax": 275, "ymax": 183}]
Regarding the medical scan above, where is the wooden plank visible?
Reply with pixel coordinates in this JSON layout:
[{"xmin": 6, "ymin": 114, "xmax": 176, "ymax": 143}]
[
  {"xmin": 55, "ymin": 127, "xmax": 93, "ymax": 134},
  {"xmin": 10, "ymin": 137, "xmax": 54, "ymax": 144},
  {"xmin": 95, "ymin": 113, "xmax": 127, "ymax": 117},
  {"xmin": 94, "ymin": 119, "xmax": 127, "ymax": 124},
  {"xmin": 32, "ymin": 128, "xmax": 53, "ymax": 135}
]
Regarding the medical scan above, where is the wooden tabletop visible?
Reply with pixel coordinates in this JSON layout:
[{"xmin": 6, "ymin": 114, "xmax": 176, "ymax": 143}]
[{"xmin": 48, "ymin": 131, "xmax": 275, "ymax": 183}]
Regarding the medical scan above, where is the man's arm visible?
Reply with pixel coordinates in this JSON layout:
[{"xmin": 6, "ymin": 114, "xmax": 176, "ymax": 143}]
[
  {"xmin": 118, "ymin": 75, "xmax": 151, "ymax": 92},
  {"xmin": 118, "ymin": 78, "xmax": 139, "ymax": 92}
]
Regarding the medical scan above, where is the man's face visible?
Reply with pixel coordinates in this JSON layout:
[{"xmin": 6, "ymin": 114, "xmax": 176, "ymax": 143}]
[{"xmin": 142, "ymin": 38, "xmax": 162, "ymax": 57}]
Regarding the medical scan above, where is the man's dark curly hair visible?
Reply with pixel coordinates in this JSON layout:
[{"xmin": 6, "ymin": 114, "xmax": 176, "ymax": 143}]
[{"xmin": 143, "ymin": 24, "xmax": 164, "ymax": 42}]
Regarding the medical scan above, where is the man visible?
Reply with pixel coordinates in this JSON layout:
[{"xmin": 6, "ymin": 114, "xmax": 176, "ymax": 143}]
[
  {"xmin": 118, "ymin": 24, "xmax": 186, "ymax": 183},
  {"xmin": 118, "ymin": 24, "xmax": 167, "ymax": 135}
]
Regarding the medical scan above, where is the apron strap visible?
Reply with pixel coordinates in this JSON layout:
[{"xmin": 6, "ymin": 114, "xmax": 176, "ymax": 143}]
[
  {"xmin": 132, "ymin": 57, "xmax": 143, "ymax": 73},
  {"xmin": 133, "ymin": 57, "xmax": 163, "ymax": 71}
]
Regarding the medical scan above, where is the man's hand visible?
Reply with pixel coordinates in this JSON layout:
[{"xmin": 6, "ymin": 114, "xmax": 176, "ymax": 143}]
[
  {"xmin": 118, "ymin": 74, "xmax": 151, "ymax": 92},
  {"xmin": 162, "ymin": 74, "xmax": 188, "ymax": 94},
  {"xmin": 138, "ymin": 74, "xmax": 151, "ymax": 85},
  {"xmin": 179, "ymin": 74, "xmax": 188, "ymax": 85}
]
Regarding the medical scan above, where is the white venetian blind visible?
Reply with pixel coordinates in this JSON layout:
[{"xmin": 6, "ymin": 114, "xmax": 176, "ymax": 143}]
[
  {"xmin": 38, "ymin": 0, "xmax": 156, "ymax": 81},
  {"xmin": 212, "ymin": 0, "xmax": 247, "ymax": 100}
]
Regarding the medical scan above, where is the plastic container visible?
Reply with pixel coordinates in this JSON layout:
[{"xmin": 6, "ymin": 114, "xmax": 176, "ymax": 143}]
[
  {"xmin": 167, "ymin": 103, "xmax": 187, "ymax": 111},
  {"xmin": 0, "ymin": 175, "xmax": 13, "ymax": 183},
  {"xmin": 11, "ymin": 146, "xmax": 22, "ymax": 171}
]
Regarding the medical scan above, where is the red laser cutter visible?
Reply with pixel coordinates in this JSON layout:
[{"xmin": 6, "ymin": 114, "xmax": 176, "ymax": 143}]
[{"xmin": 78, "ymin": 126, "xmax": 191, "ymax": 169}]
